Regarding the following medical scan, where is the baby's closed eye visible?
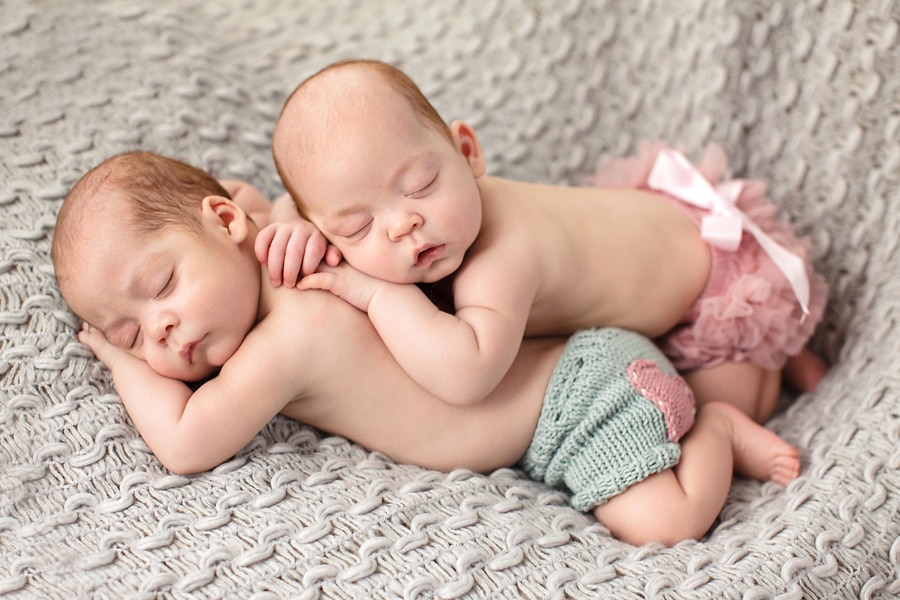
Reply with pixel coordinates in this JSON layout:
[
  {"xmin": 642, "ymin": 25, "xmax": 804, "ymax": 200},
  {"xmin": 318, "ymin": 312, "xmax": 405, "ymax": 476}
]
[
  {"xmin": 407, "ymin": 172, "xmax": 438, "ymax": 198},
  {"xmin": 336, "ymin": 219, "xmax": 373, "ymax": 240}
]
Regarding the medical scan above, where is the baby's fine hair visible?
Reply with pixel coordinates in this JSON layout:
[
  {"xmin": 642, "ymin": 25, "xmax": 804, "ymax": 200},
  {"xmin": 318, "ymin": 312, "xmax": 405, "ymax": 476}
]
[
  {"xmin": 52, "ymin": 152, "xmax": 228, "ymax": 279},
  {"xmin": 283, "ymin": 58, "xmax": 450, "ymax": 139}
]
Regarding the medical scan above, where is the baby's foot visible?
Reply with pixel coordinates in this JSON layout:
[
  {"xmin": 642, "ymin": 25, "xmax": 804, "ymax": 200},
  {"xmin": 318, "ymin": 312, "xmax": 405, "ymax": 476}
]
[{"xmin": 714, "ymin": 402, "xmax": 801, "ymax": 486}]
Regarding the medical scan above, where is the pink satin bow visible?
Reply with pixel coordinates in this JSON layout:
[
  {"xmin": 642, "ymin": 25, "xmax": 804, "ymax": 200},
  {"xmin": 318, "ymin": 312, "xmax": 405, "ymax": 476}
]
[{"xmin": 647, "ymin": 149, "xmax": 810, "ymax": 318}]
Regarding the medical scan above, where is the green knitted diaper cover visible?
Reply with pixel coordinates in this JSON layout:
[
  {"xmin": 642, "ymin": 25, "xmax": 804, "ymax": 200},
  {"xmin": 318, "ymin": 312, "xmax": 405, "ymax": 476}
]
[{"xmin": 519, "ymin": 327, "xmax": 696, "ymax": 511}]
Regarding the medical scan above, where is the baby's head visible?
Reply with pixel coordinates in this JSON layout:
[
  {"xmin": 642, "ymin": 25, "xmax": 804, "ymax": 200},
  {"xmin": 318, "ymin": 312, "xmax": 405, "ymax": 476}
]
[
  {"xmin": 53, "ymin": 152, "xmax": 262, "ymax": 381},
  {"xmin": 52, "ymin": 152, "xmax": 231, "ymax": 299},
  {"xmin": 273, "ymin": 59, "xmax": 486, "ymax": 284},
  {"xmin": 273, "ymin": 59, "xmax": 453, "ymax": 208}
]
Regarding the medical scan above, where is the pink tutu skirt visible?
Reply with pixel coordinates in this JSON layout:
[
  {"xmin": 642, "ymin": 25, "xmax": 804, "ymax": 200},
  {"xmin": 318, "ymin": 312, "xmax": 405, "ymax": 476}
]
[
  {"xmin": 657, "ymin": 190, "xmax": 828, "ymax": 371},
  {"xmin": 590, "ymin": 142, "xmax": 828, "ymax": 371}
]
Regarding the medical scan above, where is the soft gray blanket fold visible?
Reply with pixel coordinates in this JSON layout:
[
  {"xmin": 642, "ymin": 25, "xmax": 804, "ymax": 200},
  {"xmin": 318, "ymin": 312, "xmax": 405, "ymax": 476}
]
[{"xmin": 2, "ymin": 1, "xmax": 898, "ymax": 597}]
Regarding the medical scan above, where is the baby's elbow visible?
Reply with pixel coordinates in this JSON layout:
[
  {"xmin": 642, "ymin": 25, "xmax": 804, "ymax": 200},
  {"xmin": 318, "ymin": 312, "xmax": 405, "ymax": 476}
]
[
  {"xmin": 157, "ymin": 454, "xmax": 203, "ymax": 476},
  {"xmin": 441, "ymin": 393, "xmax": 484, "ymax": 406},
  {"xmin": 154, "ymin": 446, "xmax": 217, "ymax": 476}
]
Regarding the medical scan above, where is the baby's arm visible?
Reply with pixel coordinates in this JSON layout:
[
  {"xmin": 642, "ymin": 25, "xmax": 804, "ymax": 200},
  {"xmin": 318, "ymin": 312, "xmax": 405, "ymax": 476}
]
[
  {"xmin": 78, "ymin": 324, "xmax": 287, "ymax": 474},
  {"xmin": 299, "ymin": 260, "xmax": 532, "ymax": 406}
]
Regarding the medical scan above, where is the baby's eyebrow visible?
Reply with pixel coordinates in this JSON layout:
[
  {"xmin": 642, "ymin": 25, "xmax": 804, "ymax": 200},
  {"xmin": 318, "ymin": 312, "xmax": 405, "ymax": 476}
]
[
  {"xmin": 103, "ymin": 321, "xmax": 129, "ymax": 345},
  {"xmin": 390, "ymin": 150, "xmax": 432, "ymax": 189},
  {"xmin": 334, "ymin": 204, "xmax": 364, "ymax": 219},
  {"xmin": 125, "ymin": 251, "xmax": 166, "ymax": 296}
]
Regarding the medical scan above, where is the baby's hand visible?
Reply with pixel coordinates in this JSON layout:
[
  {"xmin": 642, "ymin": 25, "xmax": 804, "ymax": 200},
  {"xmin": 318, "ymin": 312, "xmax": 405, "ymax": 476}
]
[
  {"xmin": 78, "ymin": 322, "xmax": 129, "ymax": 371},
  {"xmin": 255, "ymin": 218, "xmax": 342, "ymax": 287},
  {"xmin": 298, "ymin": 262, "xmax": 385, "ymax": 313}
]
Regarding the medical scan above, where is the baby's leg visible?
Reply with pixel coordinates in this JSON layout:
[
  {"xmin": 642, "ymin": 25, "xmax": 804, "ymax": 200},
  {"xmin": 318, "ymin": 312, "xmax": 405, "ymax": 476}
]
[
  {"xmin": 683, "ymin": 361, "xmax": 781, "ymax": 423},
  {"xmin": 782, "ymin": 347, "xmax": 829, "ymax": 393},
  {"xmin": 593, "ymin": 402, "xmax": 799, "ymax": 546}
]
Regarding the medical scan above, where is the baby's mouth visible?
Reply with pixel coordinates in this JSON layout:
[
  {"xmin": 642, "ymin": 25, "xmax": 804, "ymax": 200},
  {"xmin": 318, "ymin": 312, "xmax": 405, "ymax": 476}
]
[
  {"xmin": 180, "ymin": 342, "xmax": 196, "ymax": 365},
  {"xmin": 415, "ymin": 244, "xmax": 445, "ymax": 268}
]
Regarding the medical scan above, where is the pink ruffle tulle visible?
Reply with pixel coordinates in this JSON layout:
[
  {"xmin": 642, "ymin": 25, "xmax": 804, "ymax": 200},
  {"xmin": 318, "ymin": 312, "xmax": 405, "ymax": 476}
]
[{"xmin": 590, "ymin": 142, "xmax": 828, "ymax": 371}]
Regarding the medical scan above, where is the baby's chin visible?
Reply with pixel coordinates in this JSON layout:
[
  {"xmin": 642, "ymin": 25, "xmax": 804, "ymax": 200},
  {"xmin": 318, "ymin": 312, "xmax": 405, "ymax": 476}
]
[
  {"xmin": 159, "ymin": 363, "xmax": 218, "ymax": 384},
  {"xmin": 393, "ymin": 258, "xmax": 462, "ymax": 285},
  {"xmin": 153, "ymin": 354, "xmax": 223, "ymax": 383},
  {"xmin": 418, "ymin": 270, "xmax": 451, "ymax": 284},
  {"xmin": 388, "ymin": 269, "xmax": 450, "ymax": 285},
  {"xmin": 183, "ymin": 365, "xmax": 219, "ymax": 383},
  {"xmin": 419, "ymin": 258, "xmax": 462, "ymax": 284}
]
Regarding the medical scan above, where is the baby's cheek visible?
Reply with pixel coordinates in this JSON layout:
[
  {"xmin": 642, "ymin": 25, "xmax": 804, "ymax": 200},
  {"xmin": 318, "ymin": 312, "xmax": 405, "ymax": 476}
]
[{"xmin": 350, "ymin": 249, "xmax": 394, "ymax": 280}]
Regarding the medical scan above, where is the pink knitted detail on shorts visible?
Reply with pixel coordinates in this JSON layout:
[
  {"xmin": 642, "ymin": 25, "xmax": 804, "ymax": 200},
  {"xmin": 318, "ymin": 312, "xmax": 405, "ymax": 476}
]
[{"xmin": 627, "ymin": 359, "xmax": 696, "ymax": 442}]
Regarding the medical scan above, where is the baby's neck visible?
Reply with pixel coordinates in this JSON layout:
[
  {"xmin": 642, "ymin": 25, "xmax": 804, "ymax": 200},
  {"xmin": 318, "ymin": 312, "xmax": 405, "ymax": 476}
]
[
  {"xmin": 244, "ymin": 225, "xmax": 275, "ymax": 326},
  {"xmin": 255, "ymin": 266, "xmax": 278, "ymax": 324}
]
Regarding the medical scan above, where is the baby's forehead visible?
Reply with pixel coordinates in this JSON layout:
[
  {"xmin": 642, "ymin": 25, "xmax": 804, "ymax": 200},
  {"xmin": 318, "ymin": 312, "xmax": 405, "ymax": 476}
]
[
  {"xmin": 59, "ymin": 216, "xmax": 176, "ymax": 324},
  {"xmin": 292, "ymin": 68, "xmax": 411, "ymax": 128}
]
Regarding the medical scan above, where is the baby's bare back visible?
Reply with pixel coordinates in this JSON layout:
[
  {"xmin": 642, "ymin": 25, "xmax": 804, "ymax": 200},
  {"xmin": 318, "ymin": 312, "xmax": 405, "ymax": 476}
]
[
  {"xmin": 477, "ymin": 177, "xmax": 710, "ymax": 338},
  {"xmin": 271, "ymin": 287, "xmax": 564, "ymax": 472}
]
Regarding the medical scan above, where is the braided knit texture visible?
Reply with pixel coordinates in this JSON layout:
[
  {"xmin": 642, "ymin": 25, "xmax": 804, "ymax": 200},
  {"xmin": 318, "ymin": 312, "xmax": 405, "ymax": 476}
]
[{"xmin": 2, "ymin": 1, "xmax": 899, "ymax": 598}]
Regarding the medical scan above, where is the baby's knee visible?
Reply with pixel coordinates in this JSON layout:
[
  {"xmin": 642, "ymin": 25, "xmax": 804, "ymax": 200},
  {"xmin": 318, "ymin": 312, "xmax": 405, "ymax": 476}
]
[
  {"xmin": 593, "ymin": 500, "xmax": 709, "ymax": 547},
  {"xmin": 591, "ymin": 472, "xmax": 715, "ymax": 546}
]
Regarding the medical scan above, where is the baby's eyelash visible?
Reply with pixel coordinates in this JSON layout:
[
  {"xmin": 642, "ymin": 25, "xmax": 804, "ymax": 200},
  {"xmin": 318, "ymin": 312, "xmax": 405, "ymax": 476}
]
[
  {"xmin": 350, "ymin": 221, "xmax": 372, "ymax": 238},
  {"xmin": 410, "ymin": 173, "xmax": 438, "ymax": 196},
  {"xmin": 157, "ymin": 273, "xmax": 174, "ymax": 298}
]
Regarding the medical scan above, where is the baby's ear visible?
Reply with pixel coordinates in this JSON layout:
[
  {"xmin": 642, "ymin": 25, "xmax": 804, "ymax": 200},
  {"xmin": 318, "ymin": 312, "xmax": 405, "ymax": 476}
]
[
  {"xmin": 449, "ymin": 120, "xmax": 486, "ymax": 177},
  {"xmin": 201, "ymin": 195, "xmax": 249, "ymax": 243}
]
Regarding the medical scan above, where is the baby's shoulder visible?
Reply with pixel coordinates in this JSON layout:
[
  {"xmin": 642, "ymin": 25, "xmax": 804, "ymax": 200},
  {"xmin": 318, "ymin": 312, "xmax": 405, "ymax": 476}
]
[
  {"xmin": 263, "ymin": 287, "xmax": 368, "ymax": 343},
  {"xmin": 231, "ymin": 288, "xmax": 363, "ymax": 382}
]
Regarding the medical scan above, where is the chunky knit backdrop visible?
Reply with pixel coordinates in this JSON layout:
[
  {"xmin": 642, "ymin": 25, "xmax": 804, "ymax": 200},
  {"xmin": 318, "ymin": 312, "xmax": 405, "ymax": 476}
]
[{"xmin": 2, "ymin": 1, "xmax": 899, "ymax": 598}]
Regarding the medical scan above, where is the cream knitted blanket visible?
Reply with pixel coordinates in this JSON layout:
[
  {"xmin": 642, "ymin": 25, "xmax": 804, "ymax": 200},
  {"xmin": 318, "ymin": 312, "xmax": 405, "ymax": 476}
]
[{"xmin": 2, "ymin": 1, "xmax": 898, "ymax": 597}]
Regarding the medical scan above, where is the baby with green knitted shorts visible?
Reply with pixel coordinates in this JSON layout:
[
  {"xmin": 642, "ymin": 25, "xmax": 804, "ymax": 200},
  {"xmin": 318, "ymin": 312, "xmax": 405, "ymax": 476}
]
[{"xmin": 520, "ymin": 327, "xmax": 697, "ymax": 512}]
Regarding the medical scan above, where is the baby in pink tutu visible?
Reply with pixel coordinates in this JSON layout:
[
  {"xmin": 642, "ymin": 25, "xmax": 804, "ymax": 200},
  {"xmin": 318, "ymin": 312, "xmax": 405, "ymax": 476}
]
[{"xmin": 265, "ymin": 59, "xmax": 829, "ymax": 423}]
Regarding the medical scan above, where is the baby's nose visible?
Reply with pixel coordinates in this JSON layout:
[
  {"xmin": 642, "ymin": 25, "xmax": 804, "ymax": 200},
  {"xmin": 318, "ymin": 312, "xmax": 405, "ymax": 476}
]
[
  {"xmin": 150, "ymin": 313, "xmax": 176, "ymax": 344},
  {"xmin": 388, "ymin": 212, "xmax": 423, "ymax": 241}
]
